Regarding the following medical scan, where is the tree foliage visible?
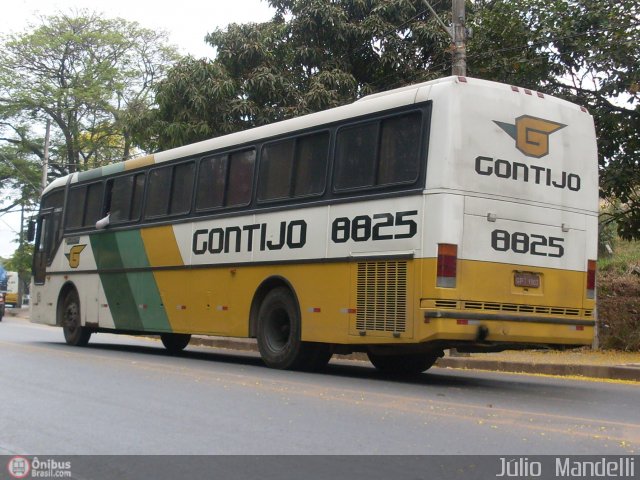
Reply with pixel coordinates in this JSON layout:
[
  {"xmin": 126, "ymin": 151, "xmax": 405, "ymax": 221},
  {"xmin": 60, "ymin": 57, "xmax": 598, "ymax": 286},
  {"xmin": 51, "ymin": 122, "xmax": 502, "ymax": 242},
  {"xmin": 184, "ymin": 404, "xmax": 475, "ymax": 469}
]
[
  {"xmin": 138, "ymin": 0, "xmax": 639, "ymax": 238},
  {"xmin": 479, "ymin": 0, "xmax": 638, "ymax": 240},
  {"xmin": 132, "ymin": 0, "xmax": 454, "ymax": 150},
  {"xmin": 0, "ymin": 11, "xmax": 181, "ymax": 176}
]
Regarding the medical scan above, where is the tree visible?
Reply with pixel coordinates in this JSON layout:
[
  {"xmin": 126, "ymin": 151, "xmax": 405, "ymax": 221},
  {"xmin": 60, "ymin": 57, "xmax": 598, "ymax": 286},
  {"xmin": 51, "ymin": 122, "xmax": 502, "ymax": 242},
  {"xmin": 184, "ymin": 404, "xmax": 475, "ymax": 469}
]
[
  {"xmin": 0, "ymin": 142, "xmax": 41, "ymax": 216},
  {"xmin": 133, "ymin": 0, "xmax": 457, "ymax": 150},
  {"xmin": 0, "ymin": 11, "xmax": 181, "ymax": 177},
  {"xmin": 470, "ymin": 0, "xmax": 638, "ymax": 239},
  {"xmin": 138, "ymin": 0, "xmax": 638, "ymax": 239}
]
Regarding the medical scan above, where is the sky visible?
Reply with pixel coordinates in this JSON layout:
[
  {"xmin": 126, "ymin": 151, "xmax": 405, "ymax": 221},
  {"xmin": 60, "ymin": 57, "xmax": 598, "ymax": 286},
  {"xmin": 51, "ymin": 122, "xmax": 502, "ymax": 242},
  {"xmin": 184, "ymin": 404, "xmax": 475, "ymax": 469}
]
[{"xmin": 0, "ymin": 0, "xmax": 277, "ymax": 259}]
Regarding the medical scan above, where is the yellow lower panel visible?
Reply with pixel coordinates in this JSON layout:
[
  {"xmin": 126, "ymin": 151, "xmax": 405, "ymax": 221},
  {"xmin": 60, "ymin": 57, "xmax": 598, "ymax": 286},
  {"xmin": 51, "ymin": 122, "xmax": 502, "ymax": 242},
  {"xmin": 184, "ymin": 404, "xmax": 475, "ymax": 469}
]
[
  {"xmin": 142, "ymin": 257, "xmax": 594, "ymax": 348},
  {"xmin": 150, "ymin": 263, "xmax": 352, "ymax": 341}
]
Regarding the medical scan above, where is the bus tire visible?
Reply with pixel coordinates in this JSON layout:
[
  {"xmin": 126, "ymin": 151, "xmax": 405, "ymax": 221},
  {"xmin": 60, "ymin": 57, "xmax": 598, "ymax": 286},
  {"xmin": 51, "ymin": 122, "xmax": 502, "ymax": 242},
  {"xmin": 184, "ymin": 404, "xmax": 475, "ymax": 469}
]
[
  {"xmin": 160, "ymin": 333, "xmax": 191, "ymax": 354},
  {"xmin": 367, "ymin": 352, "xmax": 438, "ymax": 374},
  {"xmin": 257, "ymin": 287, "xmax": 331, "ymax": 371},
  {"xmin": 61, "ymin": 289, "xmax": 92, "ymax": 347}
]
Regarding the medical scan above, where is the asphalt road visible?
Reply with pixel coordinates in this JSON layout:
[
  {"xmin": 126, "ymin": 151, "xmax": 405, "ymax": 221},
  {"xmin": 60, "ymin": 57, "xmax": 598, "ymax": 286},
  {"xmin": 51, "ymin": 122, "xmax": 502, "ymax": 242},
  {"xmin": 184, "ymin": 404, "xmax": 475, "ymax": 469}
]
[{"xmin": 1, "ymin": 316, "xmax": 638, "ymax": 455}]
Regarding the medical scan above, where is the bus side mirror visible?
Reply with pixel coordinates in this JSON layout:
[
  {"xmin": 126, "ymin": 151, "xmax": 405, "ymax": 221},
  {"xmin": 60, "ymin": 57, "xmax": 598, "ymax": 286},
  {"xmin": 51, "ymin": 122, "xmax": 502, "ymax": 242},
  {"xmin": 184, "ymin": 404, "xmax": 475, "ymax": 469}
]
[{"xmin": 27, "ymin": 219, "xmax": 36, "ymax": 242}]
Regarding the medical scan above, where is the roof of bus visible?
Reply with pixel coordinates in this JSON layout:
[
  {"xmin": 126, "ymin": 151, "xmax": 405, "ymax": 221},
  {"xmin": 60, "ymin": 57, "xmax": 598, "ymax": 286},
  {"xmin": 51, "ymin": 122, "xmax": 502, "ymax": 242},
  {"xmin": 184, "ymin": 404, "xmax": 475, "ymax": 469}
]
[{"xmin": 42, "ymin": 75, "xmax": 585, "ymax": 196}]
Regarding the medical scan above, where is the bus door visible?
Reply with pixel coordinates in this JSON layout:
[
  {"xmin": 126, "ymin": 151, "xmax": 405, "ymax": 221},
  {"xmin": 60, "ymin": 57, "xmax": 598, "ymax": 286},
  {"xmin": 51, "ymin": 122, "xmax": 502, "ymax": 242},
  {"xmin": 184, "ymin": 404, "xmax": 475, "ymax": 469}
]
[{"xmin": 32, "ymin": 208, "xmax": 63, "ymax": 285}]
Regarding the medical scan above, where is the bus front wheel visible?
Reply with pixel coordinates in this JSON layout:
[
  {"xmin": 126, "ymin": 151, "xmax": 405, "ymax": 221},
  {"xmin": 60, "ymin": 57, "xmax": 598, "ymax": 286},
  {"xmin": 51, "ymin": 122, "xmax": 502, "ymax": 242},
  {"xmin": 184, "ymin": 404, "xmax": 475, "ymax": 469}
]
[
  {"xmin": 61, "ymin": 289, "xmax": 92, "ymax": 347},
  {"xmin": 257, "ymin": 287, "xmax": 331, "ymax": 371},
  {"xmin": 367, "ymin": 352, "xmax": 438, "ymax": 374},
  {"xmin": 160, "ymin": 333, "xmax": 191, "ymax": 354}
]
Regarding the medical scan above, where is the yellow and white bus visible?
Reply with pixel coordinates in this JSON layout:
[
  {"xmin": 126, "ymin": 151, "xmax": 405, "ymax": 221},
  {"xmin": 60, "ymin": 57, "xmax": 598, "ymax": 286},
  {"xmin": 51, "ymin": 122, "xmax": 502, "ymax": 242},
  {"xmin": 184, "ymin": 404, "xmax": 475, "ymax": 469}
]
[
  {"xmin": 30, "ymin": 76, "xmax": 598, "ymax": 373},
  {"xmin": 5, "ymin": 271, "xmax": 19, "ymax": 308}
]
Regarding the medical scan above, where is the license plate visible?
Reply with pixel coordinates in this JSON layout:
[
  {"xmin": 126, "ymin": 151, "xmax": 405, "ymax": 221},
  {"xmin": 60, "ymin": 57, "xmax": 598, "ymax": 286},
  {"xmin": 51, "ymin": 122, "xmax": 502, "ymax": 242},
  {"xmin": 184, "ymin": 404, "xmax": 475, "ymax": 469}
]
[{"xmin": 514, "ymin": 272, "xmax": 540, "ymax": 288}]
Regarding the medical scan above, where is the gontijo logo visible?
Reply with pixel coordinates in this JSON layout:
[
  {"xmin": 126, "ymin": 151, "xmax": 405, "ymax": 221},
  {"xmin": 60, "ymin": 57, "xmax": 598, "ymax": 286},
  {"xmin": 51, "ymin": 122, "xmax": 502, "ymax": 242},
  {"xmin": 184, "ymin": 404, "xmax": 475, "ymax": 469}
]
[
  {"xmin": 65, "ymin": 244, "xmax": 86, "ymax": 268},
  {"xmin": 495, "ymin": 115, "xmax": 566, "ymax": 158}
]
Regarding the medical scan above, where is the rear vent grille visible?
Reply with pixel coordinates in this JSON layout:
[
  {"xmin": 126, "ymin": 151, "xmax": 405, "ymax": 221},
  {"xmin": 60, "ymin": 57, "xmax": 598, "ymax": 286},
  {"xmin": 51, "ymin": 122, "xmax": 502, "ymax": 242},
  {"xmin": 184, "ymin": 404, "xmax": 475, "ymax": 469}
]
[
  {"xmin": 460, "ymin": 301, "xmax": 583, "ymax": 317},
  {"xmin": 356, "ymin": 261, "xmax": 407, "ymax": 333},
  {"xmin": 584, "ymin": 310, "xmax": 593, "ymax": 317},
  {"xmin": 435, "ymin": 300, "xmax": 457, "ymax": 309}
]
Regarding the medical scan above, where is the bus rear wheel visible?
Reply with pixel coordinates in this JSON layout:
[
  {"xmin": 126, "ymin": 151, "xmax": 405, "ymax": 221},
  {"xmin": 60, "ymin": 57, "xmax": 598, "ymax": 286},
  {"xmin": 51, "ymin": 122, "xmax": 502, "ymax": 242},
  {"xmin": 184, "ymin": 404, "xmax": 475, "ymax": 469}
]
[
  {"xmin": 257, "ymin": 287, "xmax": 331, "ymax": 371},
  {"xmin": 367, "ymin": 352, "xmax": 438, "ymax": 374},
  {"xmin": 160, "ymin": 333, "xmax": 191, "ymax": 354},
  {"xmin": 61, "ymin": 289, "xmax": 92, "ymax": 347}
]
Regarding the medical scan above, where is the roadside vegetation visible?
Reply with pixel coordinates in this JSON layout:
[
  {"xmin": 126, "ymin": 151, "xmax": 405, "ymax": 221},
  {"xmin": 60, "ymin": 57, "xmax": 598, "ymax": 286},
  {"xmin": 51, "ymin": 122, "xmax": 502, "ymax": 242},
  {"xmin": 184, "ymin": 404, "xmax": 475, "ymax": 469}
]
[{"xmin": 598, "ymin": 237, "xmax": 640, "ymax": 351}]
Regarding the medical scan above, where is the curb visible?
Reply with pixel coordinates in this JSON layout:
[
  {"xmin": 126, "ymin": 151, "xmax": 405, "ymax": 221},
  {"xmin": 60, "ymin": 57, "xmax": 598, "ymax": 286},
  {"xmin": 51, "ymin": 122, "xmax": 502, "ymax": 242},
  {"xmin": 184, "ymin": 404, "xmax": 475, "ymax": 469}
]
[
  {"xmin": 190, "ymin": 336, "xmax": 640, "ymax": 382},
  {"xmin": 435, "ymin": 358, "xmax": 640, "ymax": 382}
]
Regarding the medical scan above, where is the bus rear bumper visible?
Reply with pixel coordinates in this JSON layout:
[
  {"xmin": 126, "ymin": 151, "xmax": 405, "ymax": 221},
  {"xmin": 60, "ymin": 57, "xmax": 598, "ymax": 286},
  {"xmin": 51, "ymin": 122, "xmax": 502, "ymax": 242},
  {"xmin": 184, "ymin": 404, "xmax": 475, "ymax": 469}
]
[{"xmin": 420, "ymin": 310, "xmax": 594, "ymax": 347}]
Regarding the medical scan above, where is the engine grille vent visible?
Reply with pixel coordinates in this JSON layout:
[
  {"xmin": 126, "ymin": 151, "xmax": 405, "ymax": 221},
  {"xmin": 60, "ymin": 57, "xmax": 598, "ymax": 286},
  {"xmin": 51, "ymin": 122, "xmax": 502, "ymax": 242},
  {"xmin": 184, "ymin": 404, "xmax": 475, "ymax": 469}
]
[
  {"xmin": 356, "ymin": 261, "xmax": 407, "ymax": 333},
  {"xmin": 462, "ymin": 301, "xmax": 580, "ymax": 317}
]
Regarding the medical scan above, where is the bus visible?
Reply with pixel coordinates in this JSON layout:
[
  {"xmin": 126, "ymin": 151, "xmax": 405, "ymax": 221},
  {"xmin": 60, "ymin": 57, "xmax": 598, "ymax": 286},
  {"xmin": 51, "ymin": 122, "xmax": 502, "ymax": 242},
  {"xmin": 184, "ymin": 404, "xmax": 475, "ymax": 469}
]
[
  {"xmin": 29, "ymin": 76, "xmax": 598, "ymax": 373},
  {"xmin": 5, "ymin": 271, "xmax": 19, "ymax": 308}
]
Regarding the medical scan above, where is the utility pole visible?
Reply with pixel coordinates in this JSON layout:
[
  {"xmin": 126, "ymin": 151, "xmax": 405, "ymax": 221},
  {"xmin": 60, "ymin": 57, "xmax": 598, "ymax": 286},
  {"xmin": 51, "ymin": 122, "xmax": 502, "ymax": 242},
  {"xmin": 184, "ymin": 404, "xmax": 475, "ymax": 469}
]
[
  {"xmin": 451, "ymin": 0, "xmax": 467, "ymax": 76},
  {"xmin": 42, "ymin": 118, "xmax": 51, "ymax": 192},
  {"xmin": 18, "ymin": 200, "xmax": 24, "ymax": 307},
  {"xmin": 422, "ymin": 0, "xmax": 468, "ymax": 76}
]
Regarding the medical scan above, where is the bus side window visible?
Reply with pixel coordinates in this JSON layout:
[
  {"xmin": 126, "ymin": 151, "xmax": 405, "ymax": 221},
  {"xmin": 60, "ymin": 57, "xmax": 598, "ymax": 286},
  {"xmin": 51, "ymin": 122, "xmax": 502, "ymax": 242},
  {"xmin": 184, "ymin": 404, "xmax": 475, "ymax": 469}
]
[
  {"xmin": 258, "ymin": 131, "xmax": 329, "ymax": 202},
  {"xmin": 83, "ymin": 182, "xmax": 104, "ymax": 228},
  {"xmin": 130, "ymin": 173, "xmax": 145, "ymax": 220},
  {"xmin": 66, "ymin": 186, "xmax": 85, "ymax": 229},
  {"xmin": 293, "ymin": 131, "xmax": 329, "ymax": 197},
  {"xmin": 110, "ymin": 173, "xmax": 145, "ymax": 224},
  {"xmin": 65, "ymin": 182, "xmax": 103, "ymax": 230},
  {"xmin": 227, "ymin": 149, "xmax": 255, "ymax": 207},
  {"xmin": 169, "ymin": 162, "xmax": 195, "ymax": 215},
  {"xmin": 145, "ymin": 166, "xmax": 172, "ymax": 217},
  {"xmin": 334, "ymin": 122, "xmax": 378, "ymax": 190},
  {"xmin": 378, "ymin": 112, "xmax": 421, "ymax": 185},
  {"xmin": 259, "ymin": 140, "xmax": 294, "ymax": 201},
  {"xmin": 334, "ymin": 111, "xmax": 422, "ymax": 191},
  {"xmin": 196, "ymin": 155, "xmax": 227, "ymax": 210}
]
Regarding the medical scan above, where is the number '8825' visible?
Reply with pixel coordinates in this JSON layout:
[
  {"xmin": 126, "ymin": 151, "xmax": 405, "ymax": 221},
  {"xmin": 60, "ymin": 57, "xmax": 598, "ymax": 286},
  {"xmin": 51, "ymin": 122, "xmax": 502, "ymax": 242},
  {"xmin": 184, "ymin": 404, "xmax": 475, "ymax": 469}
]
[{"xmin": 491, "ymin": 229, "xmax": 564, "ymax": 258}]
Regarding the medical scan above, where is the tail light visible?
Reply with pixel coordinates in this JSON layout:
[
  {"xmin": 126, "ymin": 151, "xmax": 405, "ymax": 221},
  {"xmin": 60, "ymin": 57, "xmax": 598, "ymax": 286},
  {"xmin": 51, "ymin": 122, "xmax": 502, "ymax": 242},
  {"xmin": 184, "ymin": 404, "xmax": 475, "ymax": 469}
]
[
  {"xmin": 586, "ymin": 260, "xmax": 596, "ymax": 299},
  {"xmin": 437, "ymin": 244, "xmax": 457, "ymax": 288}
]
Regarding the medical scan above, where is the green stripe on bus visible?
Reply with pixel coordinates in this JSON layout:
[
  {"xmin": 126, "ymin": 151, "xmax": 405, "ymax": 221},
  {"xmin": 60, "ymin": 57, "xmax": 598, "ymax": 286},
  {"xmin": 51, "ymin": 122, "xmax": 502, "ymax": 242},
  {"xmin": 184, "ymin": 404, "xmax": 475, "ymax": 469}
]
[
  {"xmin": 102, "ymin": 163, "xmax": 125, "ymax": 177},
  {"xmin": 77, "ymin": 168, "xmax": 103, "ymax": 183},
  {"xmin": 91, "ymin": 231, "xmax": 171, "ymax": 333},
  {"xmin": 115, "ymin": 231, "xmax": 171, "ymax": 332}
]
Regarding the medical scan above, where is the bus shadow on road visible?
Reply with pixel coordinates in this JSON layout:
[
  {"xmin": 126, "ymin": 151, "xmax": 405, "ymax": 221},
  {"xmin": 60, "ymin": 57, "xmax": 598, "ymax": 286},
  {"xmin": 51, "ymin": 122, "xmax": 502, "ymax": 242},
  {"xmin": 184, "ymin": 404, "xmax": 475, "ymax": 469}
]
[{"xmin": 34, "ymin": 336, "xmax": 570, "ymax": 393}]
